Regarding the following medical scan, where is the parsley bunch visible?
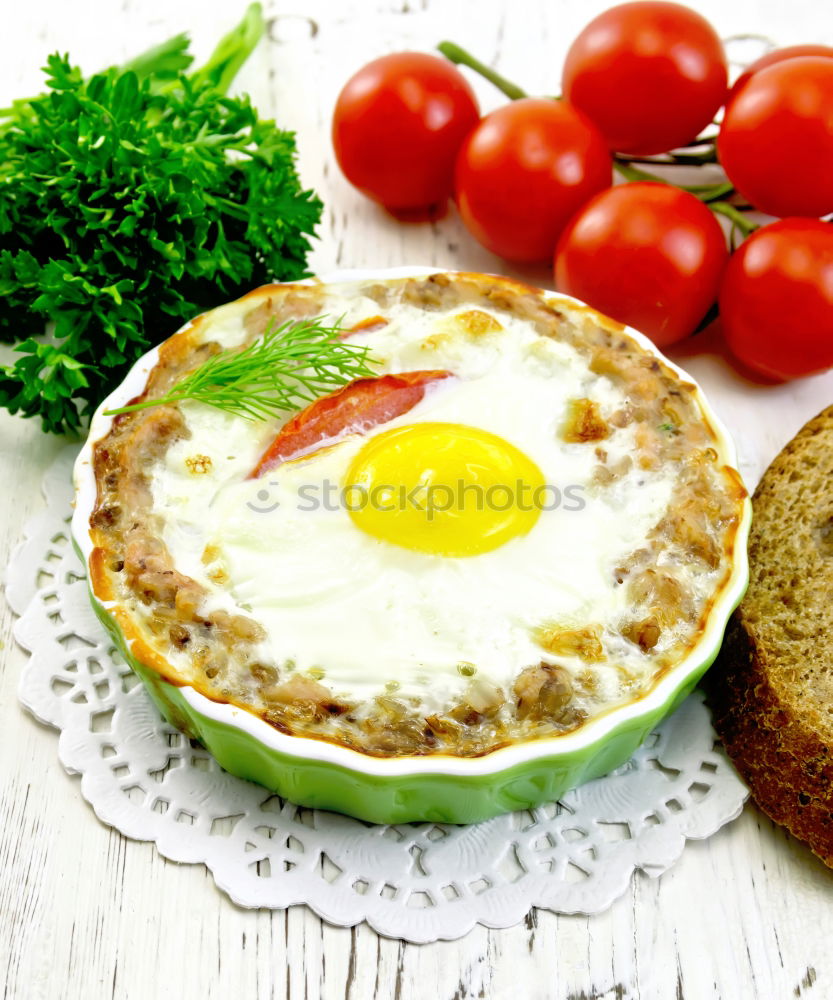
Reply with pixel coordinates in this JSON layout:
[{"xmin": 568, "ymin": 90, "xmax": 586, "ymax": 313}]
[{"xmin": 0, "ymin": 4, "xmax": 323, "ymax": 434}]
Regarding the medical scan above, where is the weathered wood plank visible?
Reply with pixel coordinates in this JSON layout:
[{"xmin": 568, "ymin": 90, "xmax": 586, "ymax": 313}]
[{"xmin": 2, "ymin": 1, "xmax": 832, "ymax": 998}]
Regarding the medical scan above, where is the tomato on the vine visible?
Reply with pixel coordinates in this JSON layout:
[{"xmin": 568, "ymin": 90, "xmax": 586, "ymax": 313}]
[
  {"xmin": 730, "ymin": 44, "xmax": 833, "ymax": 95},
  {"xmin": 554, "ymin": 182, "xmax": 728, "ymax": 347},
  {"xmin": 718, "ymin": 219, "xmax": 833, "ymax": 381},
  {"xmin": 718, "ymin": 57, "xmax": 833, "ymax": 219},
  {"xmin": 332, "ymin": 52, "xmax": 480, "ymax": 214},
  {"xmin": 454, "ymin": 98, "xmax": 611, "ymax": 262},
  {"xmin": 561, "ymin": 2, "xmax": 727, "ymax": 155}
]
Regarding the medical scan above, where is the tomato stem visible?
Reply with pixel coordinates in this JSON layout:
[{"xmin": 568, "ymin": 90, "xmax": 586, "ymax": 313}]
[
  {"xmin": 613, "ymin": 161, "xmax": 734, "ymax": 203},
  {"xmin": 667, "ymin": 146, "xmax": 719, "ymax": 165},
  {"xmin": 615, "ymin": 143, "xmax": 718, "ymax": 166},
  {"xmin": 680, "ymin": 134, "xmax": 719, "ymax": 146},
  {"xmin": 710, "ymin": 201, "xmax": 760, "ymax": 237},
  {"xmin": 614, "ymin": 161, "xmax": 662, "ymax": 184},
  {"xmin": 438, "ymin": 38, "xmax": 757, "ymax": 243},
  {"xmin": 437, "ymin": 41, "xmax": 528, "ymax": 100},
  {"xmin": 683, "ymin": 181, "xmax": 736, "ymax": 201}
]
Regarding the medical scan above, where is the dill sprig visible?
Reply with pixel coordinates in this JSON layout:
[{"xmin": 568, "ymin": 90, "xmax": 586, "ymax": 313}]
[{"xmin": 104, "ymin": 316, "xmax": 379, "ymax": 421}]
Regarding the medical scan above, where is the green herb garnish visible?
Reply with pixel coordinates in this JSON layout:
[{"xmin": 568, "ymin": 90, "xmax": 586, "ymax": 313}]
[
  {"xmin": 104, "ymin": 316, "xmax": 378, "ymax": 421},
  {"xmin": 0, "ymin": 4, "xmax": 323, "ymax": 435}
]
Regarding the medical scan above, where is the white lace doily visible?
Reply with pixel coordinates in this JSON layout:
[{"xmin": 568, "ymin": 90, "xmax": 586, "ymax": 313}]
[{"xmin": 6, "ymin": 446, "xmax": 748, "ymax": 942}]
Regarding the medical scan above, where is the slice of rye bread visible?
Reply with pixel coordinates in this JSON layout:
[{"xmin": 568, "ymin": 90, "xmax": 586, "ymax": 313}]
[{"xmin": 706, "ymin": 405, "xmax": 833, "ymax": 867}]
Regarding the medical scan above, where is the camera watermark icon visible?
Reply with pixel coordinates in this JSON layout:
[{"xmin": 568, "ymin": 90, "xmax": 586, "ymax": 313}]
[
  {"xmin": 247, "ymin": 481, "xmax": 282, "ymax": 514},
  {"xmin": 247, "ymin": 478, "xmax": 586, "ymax": 518}
]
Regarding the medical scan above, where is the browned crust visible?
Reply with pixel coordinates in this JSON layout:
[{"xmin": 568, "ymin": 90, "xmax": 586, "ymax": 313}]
[
  {"xmin": 562, "ymin": 398, "xmax": 611, "ymax": 443},
  {"xmin": 84, "ymin": 272, "xmax": 747, "ymax": 757},
  {"xmin": 707, "ymin": 405, "xmax": 833, "ymax": 867},
  {"xmin": 88, "ymin": 546, "xmax": 116, "ymax": 602},
  {"xmin": 544, "ymin": 294, "xmax": 627, "ymax": 334},
  {"xmin": 114, "ymin": 608, "xmax": 188, "ymax": 682}
]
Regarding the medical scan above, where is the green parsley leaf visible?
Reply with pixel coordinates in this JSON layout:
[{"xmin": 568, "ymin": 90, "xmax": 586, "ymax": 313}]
[{"xmin": 0, "ymin": 4, "xmax": 323, "ymax": 435}]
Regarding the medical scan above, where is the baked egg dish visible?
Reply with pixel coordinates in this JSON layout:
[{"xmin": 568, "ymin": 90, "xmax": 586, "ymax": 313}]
[{"xmin": 81, "ymin": 271, "xmax": 747, "ymax": 758}]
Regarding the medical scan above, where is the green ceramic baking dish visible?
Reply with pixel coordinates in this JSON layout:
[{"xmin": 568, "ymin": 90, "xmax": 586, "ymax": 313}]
[{"xmin": 71, "ymin": 267, "xmax": 751, "ymax": 825}]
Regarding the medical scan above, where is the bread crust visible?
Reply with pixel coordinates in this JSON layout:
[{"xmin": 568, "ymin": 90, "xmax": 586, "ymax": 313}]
[{"xmin": 707, "ymin": 406, "xmax": 833, "ymax": 867}]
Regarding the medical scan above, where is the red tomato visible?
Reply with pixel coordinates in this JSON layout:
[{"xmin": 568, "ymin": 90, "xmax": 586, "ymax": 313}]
[
  {"xmin": 454, "ymin": 99, "xmax": 611, "ymax": 262},
  {"xmin": 718, "ymin": 57, "xmax": 833, "ymax": 218},
  {"xmin": 562, "ymin": 2, "xmax": 727, "ymax": 155},
  {"xmin": 554, "ymin": 182, "xmax": 728, "ymax": 347},
  {"xmin": 332, "ymin": 53, "xmax": 479, "ymax": 213},
  {"xmin": 251, "ymin": 371, "xmax": 453, "ymax": 476},
  {"xmin": 718, "ymin": 219, "xmax": 833, "ymax": 381},
  {"xmin": 731, "ymin": 44, "xmax": 833, "ymax": 95}
]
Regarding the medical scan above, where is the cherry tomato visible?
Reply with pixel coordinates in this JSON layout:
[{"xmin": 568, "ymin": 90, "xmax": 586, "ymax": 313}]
[
  {"xmin": 718, "ymin": 57, "xmax": 833, "ymax": 218},
  {"xmin": 554, "ymin": 182, "xmax": 728, "ymax": 347},
  {"xmin": 332, "ymin": 53, "xmax": 480, "ymax": 213},
  {"xmin": 454, "ymin": 98, "xmax": 611, "ymax": 262},
  {"xmin": 731, "ymin": 44, "xmax": 833, "ymax": 95},
  {"xmin": 561, "ymin": 2, "xmax": 727, "ymax": 155},
  {"xmin": 718, "ymin": 219, "xmax": 833, "ymax": 381}
]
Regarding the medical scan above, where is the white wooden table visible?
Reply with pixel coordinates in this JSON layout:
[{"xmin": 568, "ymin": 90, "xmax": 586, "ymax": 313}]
[{"xmin": 2, "ymin": 1, "xmax": 832, "ymax": 997}]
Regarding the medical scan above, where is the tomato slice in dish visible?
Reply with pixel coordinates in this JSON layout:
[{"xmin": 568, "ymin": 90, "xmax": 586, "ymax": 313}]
[{"xmin": 250, "ymin": 370, "xmax": 453, "ymax": 477}]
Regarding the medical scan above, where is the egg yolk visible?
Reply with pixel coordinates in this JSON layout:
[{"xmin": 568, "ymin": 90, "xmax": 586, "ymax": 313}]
[{"xmin": 345, "ymin": 422, "xmax": 545, "ymax": 556}]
